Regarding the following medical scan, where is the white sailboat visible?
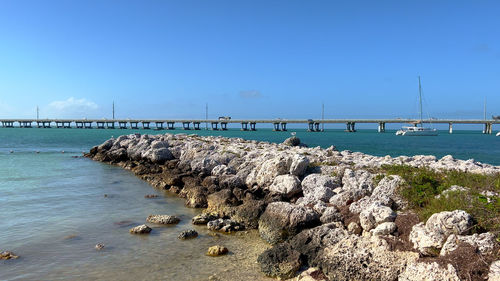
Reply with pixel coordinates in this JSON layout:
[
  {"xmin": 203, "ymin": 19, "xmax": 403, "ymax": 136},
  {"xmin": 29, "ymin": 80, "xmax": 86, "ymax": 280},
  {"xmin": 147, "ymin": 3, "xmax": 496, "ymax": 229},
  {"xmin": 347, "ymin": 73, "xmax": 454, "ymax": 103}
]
[{"xmin": 396, "ymin": 76, "xmax": 438, "ymax": 136}]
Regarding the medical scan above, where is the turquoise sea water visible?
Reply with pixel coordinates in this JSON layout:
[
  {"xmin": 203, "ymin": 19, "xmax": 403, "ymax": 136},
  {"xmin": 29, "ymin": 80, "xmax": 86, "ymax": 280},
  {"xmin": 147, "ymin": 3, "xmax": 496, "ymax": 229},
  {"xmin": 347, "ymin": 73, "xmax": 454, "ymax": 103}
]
[{"xmin": 0, "ymin": 128, "xmax": 499, "ymax": 280}]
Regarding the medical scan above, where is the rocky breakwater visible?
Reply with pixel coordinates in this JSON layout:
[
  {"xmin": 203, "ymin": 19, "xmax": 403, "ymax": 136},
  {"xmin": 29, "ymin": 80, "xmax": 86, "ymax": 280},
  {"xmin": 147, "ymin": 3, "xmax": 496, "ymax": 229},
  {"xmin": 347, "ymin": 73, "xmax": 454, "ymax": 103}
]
[{"xmin": 86, "ymin": 133, "xmax": 500, "ymax": 280}]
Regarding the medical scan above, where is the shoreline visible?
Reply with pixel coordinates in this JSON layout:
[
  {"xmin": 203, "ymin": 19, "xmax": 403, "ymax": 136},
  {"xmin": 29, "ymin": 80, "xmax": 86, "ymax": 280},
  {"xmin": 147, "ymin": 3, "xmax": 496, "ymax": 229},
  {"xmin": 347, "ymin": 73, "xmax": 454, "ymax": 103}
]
[{"xmin": 86, "ymin": 132, "xmax": 500, "ymax": 280}]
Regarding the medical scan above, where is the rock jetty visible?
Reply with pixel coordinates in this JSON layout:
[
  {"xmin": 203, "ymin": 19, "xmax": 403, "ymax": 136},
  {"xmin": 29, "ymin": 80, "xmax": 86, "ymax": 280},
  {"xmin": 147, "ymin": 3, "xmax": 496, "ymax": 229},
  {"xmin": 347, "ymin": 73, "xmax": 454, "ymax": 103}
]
[{"xmin": 87, "ymin": 133, "xmax": 500, "ymax": 280}]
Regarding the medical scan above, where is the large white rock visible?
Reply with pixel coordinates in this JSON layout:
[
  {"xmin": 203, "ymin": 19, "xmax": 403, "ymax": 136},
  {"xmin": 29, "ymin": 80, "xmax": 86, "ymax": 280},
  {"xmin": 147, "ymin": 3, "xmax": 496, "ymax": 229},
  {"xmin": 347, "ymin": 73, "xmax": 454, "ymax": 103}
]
[
  {"xmin": 246, "ymin": 156, "xmax": 291, "ymax": 187},
  {"xmin": 359, "ymin": 203, "xmax": 397, "ymax": 231},
  {"xmin": 409, "ymin": 210, "xmax": 473, "ymax": 256},
  {"xmin": 348, "ymin": 175, "xmax": 405, "ymax": 214},
  {"xmin": 268, "ymin": 174, "xmax": 302, "ymax": 196},
  {"xmin": 425, "ymin": 210, "xmax": 473, "ymax": 237},
  {"xmin": 409, "ymin": 222, "xmax": 445, "ymax": 256},
  {"xmin": 440, "ymin": 232, "xmax": 496, "ymax": 256},
  {"xmin": 289, "ymin": 154, "xmax": 310, "ymax": 177},
  {"xmin": 301, "ymin": 174, "xmax": 339, "ymax": 202},
  {"xmin": 489, "ymin": 260, "xmax": 500, "ymax": 281},
  {"xmin": 399, "ymin": 261, "xmax": 460, "ymax": 281},
  {"xmin": 341, "ymin": 168, "xmax": 373, "ymax": 192},
  {"xmin": 370, "ymin": 222, "xmax": 397, "ymax": 236}
]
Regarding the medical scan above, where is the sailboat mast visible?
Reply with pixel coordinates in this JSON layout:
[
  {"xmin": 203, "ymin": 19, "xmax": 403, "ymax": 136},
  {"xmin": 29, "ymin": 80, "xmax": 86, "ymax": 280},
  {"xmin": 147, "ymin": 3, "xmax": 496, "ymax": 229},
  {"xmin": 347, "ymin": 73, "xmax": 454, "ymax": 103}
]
[
  {"xmin": 484, "ymin": 98, "xmax": 487, "ymax": 120},
  {"xmin": 418, "ymin": 76, "xmax": 423, "ymax": 126}
]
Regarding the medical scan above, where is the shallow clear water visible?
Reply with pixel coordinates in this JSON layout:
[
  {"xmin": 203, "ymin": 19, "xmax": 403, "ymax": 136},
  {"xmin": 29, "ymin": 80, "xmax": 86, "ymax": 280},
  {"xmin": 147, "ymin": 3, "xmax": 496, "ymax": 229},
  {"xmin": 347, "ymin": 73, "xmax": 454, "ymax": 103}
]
[{"xmin": 0, "ymin": 127, "xmax": 499, "ymax": 280}]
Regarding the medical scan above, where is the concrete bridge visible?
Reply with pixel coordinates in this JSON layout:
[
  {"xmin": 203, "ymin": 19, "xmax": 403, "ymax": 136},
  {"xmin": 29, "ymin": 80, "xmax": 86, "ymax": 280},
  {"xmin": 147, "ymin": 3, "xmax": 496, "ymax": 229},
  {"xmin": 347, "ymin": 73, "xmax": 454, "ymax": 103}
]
[{"xmin": 0, "ymin": 119, "xmax": 499, "ymax": 134}]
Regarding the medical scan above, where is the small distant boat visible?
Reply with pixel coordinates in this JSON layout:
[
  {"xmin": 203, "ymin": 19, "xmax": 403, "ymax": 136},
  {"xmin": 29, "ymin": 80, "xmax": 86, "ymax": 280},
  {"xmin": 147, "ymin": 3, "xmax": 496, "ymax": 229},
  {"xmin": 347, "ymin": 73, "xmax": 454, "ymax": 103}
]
[
  {"xmin": 493, "ymin": 116, "xmax": 500, "ymax": 121},
  {"xmin": 396, "ymin": 76, "xmax": 438, "ymax": 136},
  {"xmin": 496, "ymin": 132, "xmax": 500, "ymax": 137}
]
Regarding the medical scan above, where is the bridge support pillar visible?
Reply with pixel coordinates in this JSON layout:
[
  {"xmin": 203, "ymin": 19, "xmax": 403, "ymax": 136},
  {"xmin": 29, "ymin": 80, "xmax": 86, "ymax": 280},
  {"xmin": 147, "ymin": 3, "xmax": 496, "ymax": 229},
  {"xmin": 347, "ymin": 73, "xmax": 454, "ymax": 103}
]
[
  {"xmin": 167, "ymin": 122, "xmax": 175, "ymax": 130},
  {"xmin": 280, "ymin": 122, "xmax": 287, "ymax": 131},
  {"xmin": 76, "ymin": 122, "xmax": 83, "ymax": 128},
  {"xmin": 106, "ymin": 122, "xmax": 115, "ymax": 129},
  {"xmin": 182, "ymin": 122, "xmax": 191, "ymax": 130},
  {"xmin": 314, "ymin": 122, "xmax": 321, "ymax": 132},
  {"xmin": 346, "ymin": 122, "xmax": 356, "ymax": 132},
  {"xmin": 97, "ymin": 122, "xmax": 105, "ymax": 129},
  {"xmin": 241, "ymin": 122, "xmax": 248, "ymax": 131},
  {"xmin": 250, "ymin": 122, "xmax": 256, "ymax": 131},
  {"xmin": 155, "ymin": 122, "xmax": 164, "ymax": 130},
  {"xmin": 448, "ymin": 123, "xmax": 453, "ymax": 134},
  {"xmin": 273, "ymin": 122, "xmax": 281, "ymax": 131},
  {"xmin": 63, "ymin": 122, "xmax": 71, "ymax": 128},
  {"xmin": 483, "ymin": 123, "xmax": 492, "ymax": 134},
  {"xmin": 119, "ymin": 122, "xmax": 127, "ymax": 129},
  {"xmin": 193, "ymin": 122, "xmax": 200, "ymax": 130},
  {"xmin": 56, "ymin": 121, "xmax": 63, "ymax": 128},
  {"xmin": 378, "ymin": 122, "xmax": 386, "ymax": 133},
  {"xmin": 84, "ymin": 122, "xmax": 92, "ymax": 129},
  {"xmin": 221, "ymin": 122, "xmax": 228, "ymax": 130},
  {"xmin": 130, "ymin": 122, "xmax": 138, "ymax": 129},
  {"xmin": 142, "ymin": 122, "xmax": 150, "ymax": 129},
  {"xmin": 211, "ymin": 122, "xmax": 219, "ymax": 130}
]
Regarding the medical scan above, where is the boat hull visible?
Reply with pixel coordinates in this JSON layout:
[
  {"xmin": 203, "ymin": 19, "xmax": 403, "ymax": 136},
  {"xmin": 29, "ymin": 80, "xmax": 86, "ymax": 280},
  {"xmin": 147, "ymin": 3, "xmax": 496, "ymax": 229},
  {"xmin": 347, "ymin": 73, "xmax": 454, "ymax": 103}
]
[
  {"xmin": 400, "ymin": 130, "xmax": 438, "ymax": 136},
  {"xmin": 396, "ymin": 126, "xmax": 438, "ymax": 136}
]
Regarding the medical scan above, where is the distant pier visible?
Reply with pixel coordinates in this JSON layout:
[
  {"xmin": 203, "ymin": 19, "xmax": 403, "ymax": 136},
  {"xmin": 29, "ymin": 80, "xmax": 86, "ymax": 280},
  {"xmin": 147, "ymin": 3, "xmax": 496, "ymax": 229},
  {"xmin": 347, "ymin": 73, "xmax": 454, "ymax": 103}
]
[{"xmin": 0, "ymin": 119, "xmax": 498, "ymax": 134}]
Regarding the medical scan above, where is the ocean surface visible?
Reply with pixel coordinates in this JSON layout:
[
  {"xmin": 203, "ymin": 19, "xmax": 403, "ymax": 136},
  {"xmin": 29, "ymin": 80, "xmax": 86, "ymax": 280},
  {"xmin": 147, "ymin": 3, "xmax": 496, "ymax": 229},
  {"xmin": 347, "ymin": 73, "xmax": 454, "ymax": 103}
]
[{"xmin": 0, "ymin": 128, "xmax": 499, "ymax": 280}]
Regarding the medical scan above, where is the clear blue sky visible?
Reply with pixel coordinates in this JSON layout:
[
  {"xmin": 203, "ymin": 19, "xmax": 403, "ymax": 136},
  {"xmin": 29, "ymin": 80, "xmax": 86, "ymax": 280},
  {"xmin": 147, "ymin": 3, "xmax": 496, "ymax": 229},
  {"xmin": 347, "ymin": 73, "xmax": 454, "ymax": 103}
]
[{"xmin": 0, "ymin": 0, "xmax": 499, "ymax": 120}]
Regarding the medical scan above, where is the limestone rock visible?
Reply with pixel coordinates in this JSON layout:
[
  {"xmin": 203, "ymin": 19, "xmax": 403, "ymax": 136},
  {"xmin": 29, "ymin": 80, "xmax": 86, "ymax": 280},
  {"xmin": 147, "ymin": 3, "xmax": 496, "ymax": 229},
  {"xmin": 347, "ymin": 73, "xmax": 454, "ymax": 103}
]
[
  {"xmin": 341, "ymin": 168, "xmax": 374, "ymax": 192},
  {"xmin": 207, "ymin": 218, "xmax": 243, "ymax": 233},
  {"xmin": 489, "ymin": 260, "xmax": 500, "ymax": 281},
  {"xmin": 192, "ymin": 213, "xmax": 219, "ymax": 225},
  {"xmin": 258, "ymin": 202, "xmax": 320, "ymax": 244},
  {"xmin": 206, "ymin": 245, "xmax": 228, "ymax": 256},
  {"xmin": 288, "ymin": 223, "xmax": 348, "ymax": 266},
  {"xmin": 409, "ymin": 222, "xmax": 445, "ymax": 256},
  {"xmin": 409, "ymin": 210, "xmax": 473, "ymax": 256},
  {"xmin": 129, "ymin": 224, "xmax": 152, "ymax": 234},
  {"xmin": 301, "ymin": 174, "xmax": 339, "ymax": 202},
  {"xmin": 318, "ymin": 235, "xmax": 418, "ymax": 281},
  {"xmin": 294, "ymin": 268, "xmax": 328, "ymax": 281},
  {"xmin": 146, "ymin": 215, "xmax": 180, "ymax": 225},
  {"xmin": 398, "ymin": 261, "xmax": 460, "ymax": 281},
  {"xmin": 0, "ymin": 251, "xmax": 19, "ymax": 260},
  {"xmin": 320, "ymin": 207, "xmax": 342, "ymax": 224},
  {"xmin": 289, "ymin": 154, "xmax": 309, "ymax": 176},
  {"xmin": 440, "ymin": 232, "xmax": 496, "ymax": 256},
  {"xmin": 347, "ymin": 222, "xmax": 362, "ymax": 235},
  {"xmin": 178, "ymin": 229, "xmax": 198, "ymax": 239},
  {"xmin": 268, "ymin": 174, "xmax": 302, "ymax": 196},
  {"xmin": 257, "ymin": 243, "xmax": 301, "ymax": 279},
  {"xmin": 425, "ymin": 210, "xmax": 473, "ymax": 237},
  {"xmin": 282, "ymin": 136, "xmax": 301, "ymax": 146},
  {"xmin": 370, "ymin": 222, "xmax": 397, "ymax": 236},
  {"xmin": 359, "ymin": 203, "xmax": 396, "ymax": 231}
]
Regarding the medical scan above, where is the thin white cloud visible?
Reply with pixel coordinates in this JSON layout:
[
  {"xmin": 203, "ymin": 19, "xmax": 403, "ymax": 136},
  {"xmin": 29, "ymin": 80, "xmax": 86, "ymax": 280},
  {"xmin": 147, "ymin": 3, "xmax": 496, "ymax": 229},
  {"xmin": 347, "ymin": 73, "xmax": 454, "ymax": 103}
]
[
  {"xmin": 47, "ymin": 97, "xmax": 99, "ymax": 118},
  {"xmin": 49, "ymin": 97, "xmax": 98, "ymax": 110}
]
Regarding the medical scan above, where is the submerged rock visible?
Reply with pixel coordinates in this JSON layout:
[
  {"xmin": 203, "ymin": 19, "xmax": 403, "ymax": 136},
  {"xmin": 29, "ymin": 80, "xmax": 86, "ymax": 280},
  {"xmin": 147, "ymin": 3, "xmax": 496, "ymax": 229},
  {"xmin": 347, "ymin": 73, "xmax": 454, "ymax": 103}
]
[
  {"xmin": 178, "ymin": 229, "xmax": 198, "ymax": 240},
  {"xmin": 129, "ymin": 224, "xmax": 152, "ymax": 234},
  {"xmin": 206, "ymin": 245, "xmax": 228, "ymax": 256},
  {"xmin": 207, "ymin": 218, "xmax": 243, "ymax": 233},
  {"xmin": 146, "ymin": 215, "xmax": 180, "ymax": 225},
  {"xmin": 192, "ymin": 213, "xmax": 219, "ymax": 225},
  {"xmin": 0, "ymin": 251, "xmax": 19, "ymax": 260}
]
